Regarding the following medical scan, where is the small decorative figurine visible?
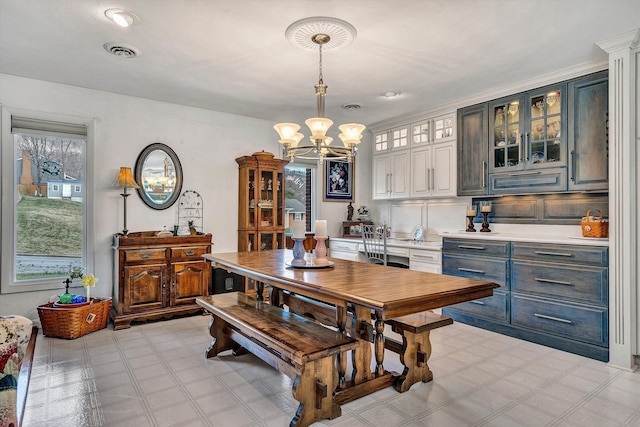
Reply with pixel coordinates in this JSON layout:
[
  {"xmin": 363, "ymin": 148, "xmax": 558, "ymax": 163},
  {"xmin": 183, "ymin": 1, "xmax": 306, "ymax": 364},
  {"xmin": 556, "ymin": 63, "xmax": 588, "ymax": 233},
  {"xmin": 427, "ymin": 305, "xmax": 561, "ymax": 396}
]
[{"xmin": 347, "ymin": 202, "xmax": 354, "ymax": 221}]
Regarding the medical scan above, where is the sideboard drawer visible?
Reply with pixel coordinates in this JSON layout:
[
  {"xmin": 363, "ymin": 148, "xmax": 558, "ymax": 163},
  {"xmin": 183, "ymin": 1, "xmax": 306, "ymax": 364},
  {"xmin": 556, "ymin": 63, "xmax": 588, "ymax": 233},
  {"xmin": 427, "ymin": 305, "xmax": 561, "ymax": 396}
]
[
  {"xmin": 512, "ymin": 260, "xmax": 607, "ymax": 305},
  {"xmin": 511, "ymin": 294, "xmax": 608, "ymax": 347},
  {"xmin": 170, "ymin": 245, "xmax": 209, "ymax": 259},
  {"xmin": 124, "ymin": 248, "xmax": 166, "ymax": 262},
  {"xmin": 443, "ymin": 239, "xmax": 510, "ymax": 257},
  {"xmin": 443, "ymin": 254, "xmax": 509, "ymax": 289},
  {"xmin": 511, "ymin": 242, "xmax": 608, "ymax": 266},
  {"xmin": 446, "ymin": 290, "xmax": 508, "ymax": 322}
]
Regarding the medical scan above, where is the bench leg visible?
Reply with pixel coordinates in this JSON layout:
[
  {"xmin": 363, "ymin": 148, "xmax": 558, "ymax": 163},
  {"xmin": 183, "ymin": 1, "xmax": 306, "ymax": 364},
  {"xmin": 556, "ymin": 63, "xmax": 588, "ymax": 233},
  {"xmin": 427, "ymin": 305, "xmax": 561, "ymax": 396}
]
[
  {"xmin": 393, "ymin": 329, "xmax": 433, "ymax": 393},
  {"xmin": 204, "ymin": 315, "xmax": 237, "ymax": 359},
  {"xmin": 290, "ymin": 357, "xmax": 340, "ymax": 427}
]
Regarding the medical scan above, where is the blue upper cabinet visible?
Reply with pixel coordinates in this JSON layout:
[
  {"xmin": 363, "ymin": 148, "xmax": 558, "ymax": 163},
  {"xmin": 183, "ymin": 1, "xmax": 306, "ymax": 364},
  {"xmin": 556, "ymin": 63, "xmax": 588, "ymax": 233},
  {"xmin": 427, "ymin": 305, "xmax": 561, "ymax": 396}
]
[
  {"xmin": 567, "ymin": 71, "xmax": 609, "ymax": 192},
  {"xmin": 457, "ymin": 72, "xmax": 608, "ymax": 197},
  {"xmin": 488, "ymin": 82, "xmax": 567, "ymax": 195}
]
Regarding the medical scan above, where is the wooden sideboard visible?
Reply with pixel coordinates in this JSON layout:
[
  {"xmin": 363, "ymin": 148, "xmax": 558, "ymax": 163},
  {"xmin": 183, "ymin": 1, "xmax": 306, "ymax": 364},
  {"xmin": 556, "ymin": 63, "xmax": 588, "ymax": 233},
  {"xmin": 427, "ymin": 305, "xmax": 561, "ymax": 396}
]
[{"xmin": 112, "ymin": 231, "xmax": 212, "ymax": 330}]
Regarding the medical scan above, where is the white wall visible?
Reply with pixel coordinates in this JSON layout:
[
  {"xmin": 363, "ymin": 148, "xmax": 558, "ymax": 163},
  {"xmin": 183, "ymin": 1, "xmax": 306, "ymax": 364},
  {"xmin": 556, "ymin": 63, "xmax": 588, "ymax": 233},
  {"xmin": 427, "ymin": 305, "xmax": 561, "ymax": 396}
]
[{"xmin": 0, "ymin": 73, "xmax": 366, "ymax": 320}]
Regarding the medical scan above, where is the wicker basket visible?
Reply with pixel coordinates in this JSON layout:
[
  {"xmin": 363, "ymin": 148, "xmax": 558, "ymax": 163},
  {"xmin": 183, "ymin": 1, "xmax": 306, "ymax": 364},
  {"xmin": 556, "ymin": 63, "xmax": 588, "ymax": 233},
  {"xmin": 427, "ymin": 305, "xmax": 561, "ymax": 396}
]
[
  {"xmin": 580, "ymin": 209, "xmax": 609, "ymax": 238},
  {"xmin": 37, "ymin": 297, "xmax": 111, "ymax": 339}
]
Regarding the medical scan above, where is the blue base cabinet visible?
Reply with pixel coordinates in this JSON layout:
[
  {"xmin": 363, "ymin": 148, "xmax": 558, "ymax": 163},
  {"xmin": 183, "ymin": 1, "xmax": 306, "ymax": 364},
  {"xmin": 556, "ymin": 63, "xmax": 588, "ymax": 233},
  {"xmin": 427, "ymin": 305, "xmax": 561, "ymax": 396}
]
[{"xmin": 442, "ymin": 238, "xmax": 609, "ymax": 361}]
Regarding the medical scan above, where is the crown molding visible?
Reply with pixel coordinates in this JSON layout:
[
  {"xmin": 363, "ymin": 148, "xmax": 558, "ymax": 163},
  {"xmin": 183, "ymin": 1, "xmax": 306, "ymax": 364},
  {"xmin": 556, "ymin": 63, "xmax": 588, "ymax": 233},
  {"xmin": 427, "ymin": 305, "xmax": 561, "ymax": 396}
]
[
  {"xmin": 596, "ymin": 28, "xmax": 640, "ymax": 53},
  {"xmin": 368, "ymin": 59, "xmax": 608, "ymax": 133}
]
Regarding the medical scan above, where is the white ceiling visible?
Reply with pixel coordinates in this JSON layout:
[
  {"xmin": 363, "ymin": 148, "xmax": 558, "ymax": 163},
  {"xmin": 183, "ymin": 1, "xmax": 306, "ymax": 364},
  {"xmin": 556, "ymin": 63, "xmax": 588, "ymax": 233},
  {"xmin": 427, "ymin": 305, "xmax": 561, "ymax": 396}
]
[{"xmin": 1, "ymin": 0, "xmax": 638, "ymax": 128}]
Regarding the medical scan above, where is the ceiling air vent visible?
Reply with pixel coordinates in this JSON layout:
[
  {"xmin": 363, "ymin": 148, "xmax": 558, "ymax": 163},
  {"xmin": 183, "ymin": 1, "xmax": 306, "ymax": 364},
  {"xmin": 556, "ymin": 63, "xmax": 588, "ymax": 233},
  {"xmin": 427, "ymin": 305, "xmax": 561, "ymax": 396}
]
[
  {"xmin": 103, "ymin": 43, "xmax": 140, "ymax": 58},
  {"xmin": 342, "ymin": 103, "xmax": 362, "ymax": 110}
]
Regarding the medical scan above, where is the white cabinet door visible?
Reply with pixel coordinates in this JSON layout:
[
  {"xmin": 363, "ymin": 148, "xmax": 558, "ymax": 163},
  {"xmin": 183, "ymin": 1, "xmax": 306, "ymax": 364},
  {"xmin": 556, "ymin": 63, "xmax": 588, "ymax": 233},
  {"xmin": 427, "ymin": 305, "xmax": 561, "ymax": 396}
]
[
  {"xmin": 411, "ymin": 146, "xmax": 432, "ymax": 198},
  {"xmin": 432, "ymin": 141, "xmax": 456, "ymax": 197},
  {"xmin": 390, "ymin": 151, "xmax": 410, "ymax": 198},
  {"xmin": 373, "ymin": 155, "xmax": 390, "ymax": 199},
  {"xmin": 373, "ymin": 151, "xmax": 410, "ymax": 199}
]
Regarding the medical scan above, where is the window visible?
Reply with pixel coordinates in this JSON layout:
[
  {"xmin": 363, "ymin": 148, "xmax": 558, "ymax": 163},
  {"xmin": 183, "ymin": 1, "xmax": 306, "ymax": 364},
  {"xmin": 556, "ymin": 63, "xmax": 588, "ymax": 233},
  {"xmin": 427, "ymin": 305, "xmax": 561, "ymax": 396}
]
[
  {"xmin": 1, "ymin": 108, "xmax": 93, "ymax": 293},
  {"xmin": 284, "ymin": 164, "xmax": 316, "ymax": 233}
]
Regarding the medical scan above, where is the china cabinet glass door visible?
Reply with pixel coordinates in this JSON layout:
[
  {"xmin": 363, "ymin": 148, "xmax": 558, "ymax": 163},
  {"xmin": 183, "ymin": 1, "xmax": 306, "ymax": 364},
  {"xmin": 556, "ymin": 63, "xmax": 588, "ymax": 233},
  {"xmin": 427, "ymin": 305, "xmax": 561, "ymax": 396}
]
[
  {"xmin": 258, "ymin": 170, "xmax": 275, "ymax": 228},
  {"xmin": 490, "ymin": 97, "xmax": 523, "ymax": 171},
  {"xmin": 526, "ymin": 89, "xmax": 563, "ymax": 167}
]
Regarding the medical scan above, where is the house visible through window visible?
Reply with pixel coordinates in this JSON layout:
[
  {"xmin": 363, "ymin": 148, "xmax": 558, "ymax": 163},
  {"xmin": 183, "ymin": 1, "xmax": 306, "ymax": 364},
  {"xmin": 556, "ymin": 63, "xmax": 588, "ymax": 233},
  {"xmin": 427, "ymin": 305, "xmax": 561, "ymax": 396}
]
[
  {"xmin": 1, "ymin": 110, "xmax": 91, "ymax": 293},
  {"xmin": 284, "ymin": 164, "xmax": 316, "ymax": 233}
]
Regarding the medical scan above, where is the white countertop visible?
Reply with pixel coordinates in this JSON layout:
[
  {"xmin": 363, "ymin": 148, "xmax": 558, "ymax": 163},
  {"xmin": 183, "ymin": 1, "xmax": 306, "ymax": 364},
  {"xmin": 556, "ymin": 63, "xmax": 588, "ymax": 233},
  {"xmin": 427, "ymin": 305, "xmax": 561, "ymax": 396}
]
[
  {"xmin": 440, "ymin": 231, "xmax": 609, "ymax": 247},
  {"xmin": 331, "ymin": 237, "xmax": 443, "ymax": 250}
]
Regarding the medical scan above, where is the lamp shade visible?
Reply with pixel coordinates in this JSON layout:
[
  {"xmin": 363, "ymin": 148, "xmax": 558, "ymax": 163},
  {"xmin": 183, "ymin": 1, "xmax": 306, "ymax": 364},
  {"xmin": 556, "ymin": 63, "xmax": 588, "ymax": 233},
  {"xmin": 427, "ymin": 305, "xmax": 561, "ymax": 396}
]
[
  {"xmin": 305, "ymin": 117, "xmax": 333, "ymax": 139},
  {"xmin": 274, "ymin": 123, "xmax": 301, "ymax": 145},
  {"xmin": 117, "ymin": 167, "xmax": 139, "ymax": 189}
]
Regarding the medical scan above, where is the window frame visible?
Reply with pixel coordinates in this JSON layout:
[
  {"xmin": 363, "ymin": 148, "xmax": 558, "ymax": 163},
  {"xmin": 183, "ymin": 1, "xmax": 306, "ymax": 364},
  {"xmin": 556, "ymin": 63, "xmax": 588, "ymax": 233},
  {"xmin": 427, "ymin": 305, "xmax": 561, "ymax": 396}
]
[{"xmin": 1, "ymin": 107, "xmax": 95, "ymax": 294}]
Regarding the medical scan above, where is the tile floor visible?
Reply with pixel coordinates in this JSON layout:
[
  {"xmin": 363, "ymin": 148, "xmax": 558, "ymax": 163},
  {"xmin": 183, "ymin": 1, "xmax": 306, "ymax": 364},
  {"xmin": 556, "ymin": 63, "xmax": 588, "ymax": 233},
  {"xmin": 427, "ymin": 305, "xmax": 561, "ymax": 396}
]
[{"xmin": 23, "ymin": 314, "xmax": 640, "ymax": 427}]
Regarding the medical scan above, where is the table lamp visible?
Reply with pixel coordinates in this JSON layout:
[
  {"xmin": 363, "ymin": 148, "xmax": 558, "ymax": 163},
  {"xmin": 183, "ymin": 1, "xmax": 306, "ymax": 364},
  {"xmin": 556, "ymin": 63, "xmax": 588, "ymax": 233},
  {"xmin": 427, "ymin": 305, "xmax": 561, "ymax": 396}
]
[{"xmin": 117, "ymin": 167, "xmax": 139, "ymax": 236}]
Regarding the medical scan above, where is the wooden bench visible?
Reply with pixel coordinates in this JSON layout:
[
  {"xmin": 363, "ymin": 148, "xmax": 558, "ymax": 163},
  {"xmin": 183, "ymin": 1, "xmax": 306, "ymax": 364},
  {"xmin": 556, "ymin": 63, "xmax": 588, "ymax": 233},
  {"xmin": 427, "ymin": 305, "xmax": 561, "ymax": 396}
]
[
  {"xmin": 272, "ymin": 290, "xmax": 452, "ymax": 392},
  {"xmin": 196, "ymin": 292, "xmax": 359, "ymax": 427}
]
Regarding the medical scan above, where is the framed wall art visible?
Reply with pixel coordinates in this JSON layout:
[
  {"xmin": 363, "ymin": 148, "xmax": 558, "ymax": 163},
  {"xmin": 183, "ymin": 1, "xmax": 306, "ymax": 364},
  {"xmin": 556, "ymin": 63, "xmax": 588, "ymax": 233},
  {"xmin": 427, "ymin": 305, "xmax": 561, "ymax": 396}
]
[{"xmin": 323, "ymin": 158, "xmax": 354, "ymax": 201}]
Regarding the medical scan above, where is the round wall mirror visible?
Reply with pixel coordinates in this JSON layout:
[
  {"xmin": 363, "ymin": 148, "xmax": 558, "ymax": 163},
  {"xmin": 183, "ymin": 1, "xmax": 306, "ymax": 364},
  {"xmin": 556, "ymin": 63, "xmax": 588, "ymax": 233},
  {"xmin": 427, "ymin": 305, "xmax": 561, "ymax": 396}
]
[{"xmin": 134, "ymin": 143, "xmax": 183, "ymax": 210}]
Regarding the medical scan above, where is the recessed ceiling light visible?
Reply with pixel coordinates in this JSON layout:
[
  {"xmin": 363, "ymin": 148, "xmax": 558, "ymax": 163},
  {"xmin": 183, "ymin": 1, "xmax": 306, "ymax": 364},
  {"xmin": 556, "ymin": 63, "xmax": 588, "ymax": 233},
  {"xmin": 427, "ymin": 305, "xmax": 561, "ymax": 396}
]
[
  {"xmin": 105, "ymin": 9, "xmax": 140, "ymax": 27},
  {"xmin": 383, "ymin": 91, "xmax": 401, "ymax": 99}
]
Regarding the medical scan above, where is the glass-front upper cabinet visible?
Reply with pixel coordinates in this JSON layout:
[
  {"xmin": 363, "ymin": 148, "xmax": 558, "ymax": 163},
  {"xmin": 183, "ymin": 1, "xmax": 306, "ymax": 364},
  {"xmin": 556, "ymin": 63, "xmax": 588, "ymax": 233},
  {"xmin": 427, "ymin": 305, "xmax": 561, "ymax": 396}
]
[
  {"xmin": 489, "ymin": 83, "xmax": 566, "ymax": 173},
  {"xmin": 412, "ymin": 121, "xmax": 431, "ymax": 146},
  {"xmin": 527, "ymin": 89, "xmax": 563, "ymax": 166},
  {"xmin": 433, "ymin": 114, "xmax": 455, "ymax": 143}
]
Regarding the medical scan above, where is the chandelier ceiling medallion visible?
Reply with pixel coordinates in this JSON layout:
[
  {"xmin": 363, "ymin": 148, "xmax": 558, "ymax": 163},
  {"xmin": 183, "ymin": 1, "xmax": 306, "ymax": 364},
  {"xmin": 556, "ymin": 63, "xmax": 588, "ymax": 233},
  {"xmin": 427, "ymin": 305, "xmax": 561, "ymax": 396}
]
[{"xmin": 274, "ymin": 17, "xmax": 365, "ymax": 163}]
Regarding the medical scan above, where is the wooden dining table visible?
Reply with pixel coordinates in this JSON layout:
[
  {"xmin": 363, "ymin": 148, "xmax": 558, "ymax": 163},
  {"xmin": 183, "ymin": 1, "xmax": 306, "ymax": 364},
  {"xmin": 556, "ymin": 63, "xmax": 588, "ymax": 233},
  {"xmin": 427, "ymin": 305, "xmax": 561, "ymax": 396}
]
[{"xmin": 203, "ymin": 249, "xmax": 497, "ymax": 403}]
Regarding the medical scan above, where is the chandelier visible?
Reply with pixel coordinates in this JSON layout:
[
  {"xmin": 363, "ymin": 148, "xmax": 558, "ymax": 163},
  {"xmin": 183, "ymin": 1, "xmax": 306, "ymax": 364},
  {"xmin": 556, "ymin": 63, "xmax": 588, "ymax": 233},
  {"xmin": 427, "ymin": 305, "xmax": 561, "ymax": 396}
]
[{"xmin": 274, "ymin": 17, "xmax": 365, "ymax": 163}]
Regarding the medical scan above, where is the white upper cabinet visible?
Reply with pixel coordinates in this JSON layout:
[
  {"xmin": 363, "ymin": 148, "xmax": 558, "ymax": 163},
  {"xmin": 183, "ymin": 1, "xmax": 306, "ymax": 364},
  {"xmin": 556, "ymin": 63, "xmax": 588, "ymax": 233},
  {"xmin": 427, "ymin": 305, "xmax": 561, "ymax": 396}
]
[
  {"xmin": 433, "ymin": 113, "xmax": 456, "ymax": 143},
  {"xmin": 373, "ymin": 112, "xmax": 456, "ymax": 200}
]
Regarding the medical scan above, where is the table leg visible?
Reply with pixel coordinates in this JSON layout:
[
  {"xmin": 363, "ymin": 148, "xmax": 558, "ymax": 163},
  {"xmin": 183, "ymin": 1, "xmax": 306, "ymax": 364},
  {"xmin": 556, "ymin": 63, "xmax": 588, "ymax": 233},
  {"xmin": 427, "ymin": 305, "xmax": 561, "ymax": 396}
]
[
  {"xmin": 374, "ymin": 310, "xmax": 385, "ymax": 376},
  {"xmin": 256, "ymin": 281, "xmax": 264, "ymax": 302},
  {"xmin": 335, "ymin": 305, "xmax": 347, "ymax": 389},
  {"xmin": 351, "ymin": 305, "xmax": 373, "ymax": 384}
]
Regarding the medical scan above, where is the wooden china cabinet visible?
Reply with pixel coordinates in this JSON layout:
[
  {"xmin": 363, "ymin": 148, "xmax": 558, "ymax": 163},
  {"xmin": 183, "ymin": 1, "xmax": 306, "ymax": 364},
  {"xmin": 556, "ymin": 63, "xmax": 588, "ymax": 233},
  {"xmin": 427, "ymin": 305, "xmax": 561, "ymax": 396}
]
[
  {"xmin": 112, "ymin": 231, "xmax": 212, "ymax": 330},
  {"xmin": 236, "ymin": 151, "xmax": 287, "ymax": 294}
]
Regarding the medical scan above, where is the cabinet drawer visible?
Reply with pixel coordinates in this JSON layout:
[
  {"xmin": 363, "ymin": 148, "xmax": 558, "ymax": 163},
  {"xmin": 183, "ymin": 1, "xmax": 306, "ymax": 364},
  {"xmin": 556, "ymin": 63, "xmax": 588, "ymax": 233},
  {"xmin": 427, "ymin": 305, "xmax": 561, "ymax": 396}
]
[
  {"xmin": 409, "ymin": 249, "xmax": 442, "ymax": 265},
  {"xmin": 124, "ymin": 248, "xmax": 166, "ymax": 262},
  {"xmin": 443, "ymin": 239, "xmax": 510, "ymax": 257},
  {"xmin": 511, "ymin": 242, "xmax": 608, "ymax": 266},
  {"xmin": 170, "ymin": 246, "xmax": 209, "ymax": 259},
  {"xmin": 442, "ymin": 254, "xmax": 509, "ymax": 289},
  {"xmin": 511, "ymin": 294, "xmax": 608, "ymax": 346},
  {"xmin": 489, "ymin": 167, "xmax": 567, "ymax": 194},
  {"xmin": 512, "ymin": 260, "xmax": 607, "ymax": 305},
  {"xmin": 330, "ymin": 240, "xmax": 360, "ymax": 252},
  {"xmin": 445, "ymin": 290, "xmax": 508, "ymax": 322},
  {"xmin": 386, "ymin": 246, "xmax": 410, "ymax": 257}
]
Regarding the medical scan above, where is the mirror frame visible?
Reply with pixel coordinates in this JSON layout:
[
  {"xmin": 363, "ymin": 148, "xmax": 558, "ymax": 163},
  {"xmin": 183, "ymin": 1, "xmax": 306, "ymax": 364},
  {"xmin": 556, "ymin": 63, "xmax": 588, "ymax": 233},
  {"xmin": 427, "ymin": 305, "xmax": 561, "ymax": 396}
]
[{"xmin": 134, "ymin": 143, "xmax": 183, "ymax": 210}]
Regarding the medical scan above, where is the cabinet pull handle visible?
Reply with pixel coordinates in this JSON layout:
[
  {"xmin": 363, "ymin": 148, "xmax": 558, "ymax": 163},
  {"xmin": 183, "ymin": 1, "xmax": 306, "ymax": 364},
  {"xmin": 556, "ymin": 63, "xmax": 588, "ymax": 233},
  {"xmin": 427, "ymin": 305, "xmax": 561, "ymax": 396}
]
[
  {"xmin": 184, "ymin": 249, "xmax": 196, "ymax": 256},
  {"xmin": 571, "ymin": 150, "xmax": 576, "ymax": 182},
  {"xmin": 458, "ymin": 245, "xmax": 485, "ymax": 250},
  {"xmin": 458, "ymin": 267, "xmax": 485, "ymax": 274},
  {"xmin": 469, "ymin": 300, "xmax": 486, "ymax": 305},
  {"xmin": 413, "ymin": 254, "xmax": 436, "ymax": 260},
  {"xmin": 431, "ymin": 168, "xmax": 435, "ymax": 191},
  {"xmin": 389, "ymin": 173, "xmax": 393, "ymax": 194},
  {"xmin": 534, "ymin": 313, "xmax": 572, "ymax": 324},
  {"xmin": 139, "ymin": 252, "xmax": 152, "ymax": 259},
  {"xmin": 482, "ymin": 161, "xmax": 486, "ymax": 188},
  {"xmin": 534, "ymin": 250, "xmax": 572, "ymax": 257},
  {"xmin": 508, "ymin": 171, "xmax": 541, "ymax": 176},
  {"xmin": 534, "ymin": 277, "xmax": 573, "ymax": 286},
  {"xmin": 520, "ymin": 133, "xmax": 524, "ymax": 162},
  {"xmin": 525, "ymin": 132, "xmax": 530, "ymax": 161}
]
